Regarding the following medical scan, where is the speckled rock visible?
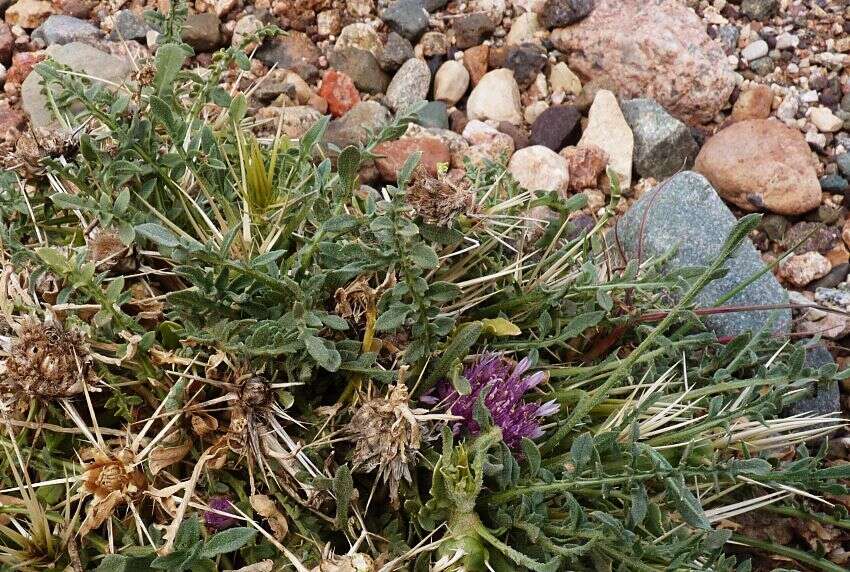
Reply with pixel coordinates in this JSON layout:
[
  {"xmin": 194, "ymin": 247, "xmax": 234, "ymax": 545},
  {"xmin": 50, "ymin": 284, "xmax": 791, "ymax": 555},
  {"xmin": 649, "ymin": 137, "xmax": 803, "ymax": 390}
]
[
  {"xmin": 614, "ymin": 171, "xmax": 791, "ymax": 336},
  {"xmin": 561, "ymin": 145, "xmax": 608, "ymax": 191},
  {"xmin": 328, "ymin": 47, "xmax": 390, "ymax": 94},
  {"xmin": 109, "ymin": 9, "xmax": 149, "ymax": 41},
  {"xmin": 694, "ymin": 119, "xmax": 821, "ymax": 216},
  {"xmin": 386, "ymin": 57, "xmax": 431, "ymax": 111},
  {"xmin": 779, "ymin": 252, "xmax": 831, "ymax": 287},
  {"xmin": 381, "ymin": 0, "xmax": 429, "ymax": 41},
  {"xmin": 550, "ymin": 0, "xmax": 734, "ymax": 125},
  {"xmin": 325, "ymin": 101, "xmax": 391, "ymax": 148},
  {"xmin": 539, "ymin": 0, "xmax": 595, "ymax": 29},
  {"xmin": 181, "ymin": 13, "xmax": 222, "ymax": 52},
  {"xmin": 256, "ymin": 33, "xmax": 321, "ymax": 81},
  {"xmin": 32, "ymin": 15, "xmax": 100, "ymax": 45},
  {"xmin": 730, "ymin": 84, "xmax": 773, "ymax": 122},
  {"xmin": 508, "ymin": 145, "xmax": 570, "ymax": 194},
  {"xmin": 621, "ymin": 98, "xmax": 698, "ymax": 179}
]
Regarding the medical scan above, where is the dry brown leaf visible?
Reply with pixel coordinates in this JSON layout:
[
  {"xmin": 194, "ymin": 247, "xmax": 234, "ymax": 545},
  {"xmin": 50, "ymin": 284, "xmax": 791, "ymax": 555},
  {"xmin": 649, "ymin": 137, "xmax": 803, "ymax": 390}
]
[
  {"xmin": 79, "ymin": 490, "xmax": 123, "ymax": 535},
  {"xmin": 227, "ymin": 560, "xmax": 274, "ymax": 572},
  {"xmin": 148, "ymin": 430, "xmax": 192, "ymax": 475},
  {"xmin": 191, "ymin": 412, "xmax": 219, "ymax": 437},
  {"xmin": 250, "ymin": 494, "xmax": 288, "ymax": 540}
]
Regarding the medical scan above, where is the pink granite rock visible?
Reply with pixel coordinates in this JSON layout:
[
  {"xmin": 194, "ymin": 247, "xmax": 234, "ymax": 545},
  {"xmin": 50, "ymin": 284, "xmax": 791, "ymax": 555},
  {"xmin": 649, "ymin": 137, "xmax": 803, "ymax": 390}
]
[{"xmin": 550, "ymin": 0, "xmax": 734, "ymax": 125}]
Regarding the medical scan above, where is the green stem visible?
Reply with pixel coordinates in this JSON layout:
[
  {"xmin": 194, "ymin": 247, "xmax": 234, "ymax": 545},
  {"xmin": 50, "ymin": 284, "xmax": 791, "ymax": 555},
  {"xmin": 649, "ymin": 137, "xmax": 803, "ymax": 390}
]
[{"xmin": 730, "ymin": 533, "xmax": 848, "ymax": 572}]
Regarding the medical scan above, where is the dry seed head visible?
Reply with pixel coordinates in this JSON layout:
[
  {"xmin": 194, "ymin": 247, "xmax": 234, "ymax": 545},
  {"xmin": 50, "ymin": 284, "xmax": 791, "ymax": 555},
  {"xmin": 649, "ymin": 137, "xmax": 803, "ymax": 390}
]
[
  {"xmin": 240, "ymin": 376, "xmax": 272, "ymax": 408},
  {"xmin": 346, "ymin": 384, "xmax": 422, "ymax": 507},
  {"xmin": 81, "ymin": 448, "xmax": 146, "ymax": 499},
  {"xmin": 87, "ymin": 228, "xmax": 136, "ymax": 273},
  {"xmin": 3, "ymin": 318, "xmax": 94, "ymax": 398},
  {"xmin": 405, "ymin": 165, "xmax": 475, "ymax": 226}
]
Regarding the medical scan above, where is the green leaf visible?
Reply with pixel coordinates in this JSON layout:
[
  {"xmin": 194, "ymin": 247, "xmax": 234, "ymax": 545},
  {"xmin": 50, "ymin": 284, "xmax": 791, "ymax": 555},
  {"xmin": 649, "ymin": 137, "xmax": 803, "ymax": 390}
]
[
  {"xmin": 421, "ymin": 321, "xmax": 483, "ymax": 394},
  {"xmin": 154, "ymin": 43, "xmax": 188, "ymax": 94},
  {"xmin": 199, "ymin": 527, "xmax": 257, "ymax": 559},
  {"xmin": 114, "ymin": 188, "xmax": 131, "ymax": 215},
  {"xmin": 570, "ymin": 432, "xmax": 593, "ymax": 469},
  {"xmin": 174, "ymin": 514, "xmax": 200, "ymax": 550},
  {"xmin": 229, "ymin": 94, "xmax": 248, "ymax": 124},
  {"xmin": 136, "ymin": 223, "xmax": 180, "ymax": 248},
  {"xmin": 521, "ymin": 438, "xmax": 541, "ymax": 477},
  {"xmin": 666, "ymin": 474, "xmax": 711, "ymax": 530},
  {"xmin": 337, "ymin": 146, "xmax": 361, "ymax": 192},
  {"xmin": 304, "ymin": 335, "xmax": 341, "ymax": 372},
  {"xmin": 482, "ymin": 318, "xmax": 521, "ymax": 337},
  {"xmin": 409, "ymin": 243, "xmax": 439, "ymax": 270},
  {"xmin": 397, "ymin": 151, "xmax": 422, "ymax": 189},
  {"xmin": 375, "ymin": 303, "xmax": 411, "ymax": 332},
  {"xmin": 105, "ymin": 276, "xmax": 125, "ymax": 301},
  {"xmin": 629, "ymin": 483, "xmax": 648, "ymax": 528},
  {"xmin": 333, "ymin": 464, "xmax": 354, "ymax": 528},
  {"xmin": 321, "ymin": 214, "xmax": 359, "ymax": 234},
  {"xmin": 35, "ymin": 247, "xmax": 69, "ymax": 270},
  {"xmin": 51, "ymin": 192, "xmax": 96, "ymax": 210}
]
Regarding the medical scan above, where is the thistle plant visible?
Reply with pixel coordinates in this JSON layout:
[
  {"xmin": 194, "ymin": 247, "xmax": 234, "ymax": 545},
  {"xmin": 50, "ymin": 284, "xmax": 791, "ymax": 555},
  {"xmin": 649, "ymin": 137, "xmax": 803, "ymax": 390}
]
[{"xmin": 0, "ymin": 2, "xmax": 847, "ymax": 571}]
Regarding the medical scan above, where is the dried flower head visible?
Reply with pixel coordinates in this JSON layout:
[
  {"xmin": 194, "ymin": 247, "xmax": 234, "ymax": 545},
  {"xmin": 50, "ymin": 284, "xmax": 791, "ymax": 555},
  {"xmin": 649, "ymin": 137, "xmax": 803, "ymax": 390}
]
[
  {"xmin": 87, "ymin": 228, "xmax": 136, "ymax": 274},
  {"xmin": 346, "ymin": 384, "xmax": 425, "ymax": 507},
  {"xmin": 2, "ymin": 318, "xmax": 94, "ymax": 398},
  {"xmin": 9, "ymin": 127, "xmax": 77, "ymax": 176},
  {"xmin": 427, "ymin": 354, "xmax": 558, "ymax": 450},
  {"xmin": 204, "ymin": 496, "xmax": 237, "ymax": 530},
  {"xmin": 406, "ymin": 165, "xmax": 475, "ymax": 226},
  {"xmin": 312, "ymin": 545, "xmax": 375, "ymax": 572},
  {"xmin": 134, "ymin": 62, "xmax": 156, "ymax": 87},
  {"xmin": 79, "ymin": 447, "xmax": 146, "ymax": 534}
]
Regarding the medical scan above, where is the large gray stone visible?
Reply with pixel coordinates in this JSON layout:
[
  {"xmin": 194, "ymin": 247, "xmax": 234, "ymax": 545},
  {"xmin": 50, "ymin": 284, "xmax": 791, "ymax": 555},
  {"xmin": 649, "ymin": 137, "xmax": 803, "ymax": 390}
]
[
  {"xmin": 32, "ymin": 15, "xmax": 101, "ymax": 45},
  {"xmin": 324, "ymin": 101, "xmax": 391, "ymax": 149},
  {"xmin": 621, "ymin": 98, "xmax": 698, "ymax": 179},
  {"xmin": 614, "ymin": 171, "xmax": 790, "ymax": 336},
  {"xmin": 21, "ymin": 42, "xmax": 133, "ymax": 129}
]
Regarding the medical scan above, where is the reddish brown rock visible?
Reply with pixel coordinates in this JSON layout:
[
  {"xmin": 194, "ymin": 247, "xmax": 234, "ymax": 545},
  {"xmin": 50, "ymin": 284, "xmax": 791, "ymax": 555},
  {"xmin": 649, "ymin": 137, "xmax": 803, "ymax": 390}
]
[
  {"xmin": 6, "ymin": 52, "xmax": 46, "ymax": 86},
  {"xmin": 0, "ymin": 23, "xmax": 12, "ymax": 66},
  {"xmin": 561, "ymin": 144, "xmax": 608, "ymax": 191},
  {"xmin": 0, "ymin": 108, "xmax": 27, "ymax": 141},
  {"xmin": 694, "ymin": 119, "xmax": 821, "ymax": 216},
  {"xmin": 373, "ymin": 137, "xmax": 451, "ymax": 181},
  {"xmin": 318, "ymin": 70, "xmax": 360, "ymax": 117},
  {"xmin": 730, "ymin": 84, "xmax": 773, "ymax": 123},
  {"xmin": 5, "ymin": 0, "xmax": 54, "ymax": 29},
  {"xmin": 463, "ymin": 44, "xmax": 489, "ymax": 86},
  {"xmin": 550, "ymin": 0, "xmax": 734, "ymax": 125}
]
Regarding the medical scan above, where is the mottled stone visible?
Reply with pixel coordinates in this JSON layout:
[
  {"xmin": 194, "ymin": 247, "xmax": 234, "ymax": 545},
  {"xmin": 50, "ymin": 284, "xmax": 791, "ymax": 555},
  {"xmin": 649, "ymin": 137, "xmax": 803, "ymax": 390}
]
[
  {"xmin": 550, "ymin": 0, "xmax": 735, "ymax": 124},
  {"xmin": 256, "ymin": 33, "xmax": 321, "ymax": 81},
  {"xmin": 621, "ymin": 98, "xmax": 698, "ymax": 179},
  {"xmin": 578, "ymin": 90, "xmax": 633, "ymax": 189},
  {"xmin": 561, "ymin": 145, "xmax": 608, "ymax": 191},
  {"xmin": 614, "ymin": 171, "xmax": 791, "ymax": 336},
  {"xmin": 374, "ymin": 137, "xmax": 451, "ymax": 180},
  {"xmin": 382, "ymin": 0, "xmax": 429, "ymax": 41},
  {"xmin": 325, "ymin": 101, "xmax": 391, "ymax": 148},
  {"xmin": 32, "ymin": 15, "xmax": 100, "ymax": 45},
  {"xmin": 328, "ymin": 47, "xmax": 390, "ymax": 94},
  {"xmin": 386, "ymin": 57, "xmax": 430, "ymax": 111},
  {"xmin": 466, "ymin": 69, "xmax": 523, "ymax": 125}
]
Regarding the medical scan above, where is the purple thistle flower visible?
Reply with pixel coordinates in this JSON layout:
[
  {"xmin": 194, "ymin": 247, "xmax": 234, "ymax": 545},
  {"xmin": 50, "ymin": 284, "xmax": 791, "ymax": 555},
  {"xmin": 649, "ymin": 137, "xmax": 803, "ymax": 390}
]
[
  {"xmin": 428, "ymin": 353, "xmax": 558, "ymax": 450},
  {"xmin": 204, "ymin": 497, "xmax": 237, "ymax": 530}
]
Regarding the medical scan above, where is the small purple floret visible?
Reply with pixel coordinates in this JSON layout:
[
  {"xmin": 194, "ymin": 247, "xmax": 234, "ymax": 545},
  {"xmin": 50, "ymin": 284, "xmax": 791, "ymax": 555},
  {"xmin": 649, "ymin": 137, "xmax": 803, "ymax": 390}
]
[
  {"xmin": 431, "ymin": 354, "xmax": 558, "ymax": 449},
  {"xmin": 204, "ymin": 497, "xmax": 237, "ymax": 530}
]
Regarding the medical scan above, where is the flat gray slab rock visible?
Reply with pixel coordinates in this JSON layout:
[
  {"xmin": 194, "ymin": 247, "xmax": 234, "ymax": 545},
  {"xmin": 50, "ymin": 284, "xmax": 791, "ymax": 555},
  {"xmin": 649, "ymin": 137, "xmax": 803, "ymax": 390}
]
[
  {"xmin": 22, "ymin": 42, "xmax": 132, "ymax": 130},
  {"xmin": 614, "ymin": 171, "xmax": 790, "ymax": 337}
]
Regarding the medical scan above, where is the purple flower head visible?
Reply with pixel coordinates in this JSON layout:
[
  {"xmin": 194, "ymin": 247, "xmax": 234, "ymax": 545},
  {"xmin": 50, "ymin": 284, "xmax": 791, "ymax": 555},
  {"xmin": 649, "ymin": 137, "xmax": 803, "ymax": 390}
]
[
  {"xmin": 429, "ymin": 353, "xmax": 558, "ymax": 450},
  {"xmin": 204, "ymin": 496, "xmax": 237, "ymax": 530}
]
